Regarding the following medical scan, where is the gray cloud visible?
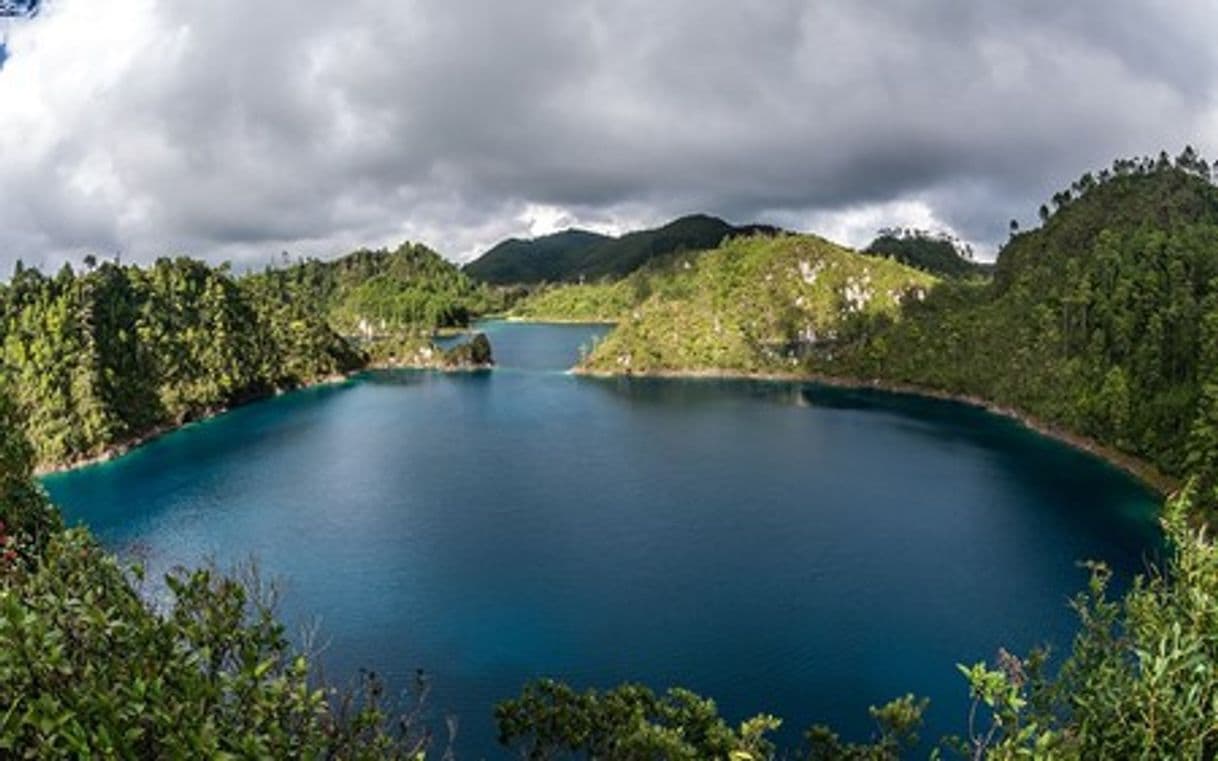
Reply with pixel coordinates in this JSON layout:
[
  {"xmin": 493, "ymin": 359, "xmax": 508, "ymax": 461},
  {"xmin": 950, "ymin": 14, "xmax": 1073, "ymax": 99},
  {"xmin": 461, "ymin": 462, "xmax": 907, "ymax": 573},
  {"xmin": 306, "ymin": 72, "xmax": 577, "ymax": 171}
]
[{"xmin": 0, "ymin": 0, "xmax": 1215, "ymax": 271}]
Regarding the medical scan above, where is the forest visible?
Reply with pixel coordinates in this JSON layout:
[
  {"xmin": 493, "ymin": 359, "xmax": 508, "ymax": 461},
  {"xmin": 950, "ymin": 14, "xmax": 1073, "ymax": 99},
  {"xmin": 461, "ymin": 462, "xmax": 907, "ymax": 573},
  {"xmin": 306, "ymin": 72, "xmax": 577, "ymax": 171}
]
[{"xmin": 0, "ymin": 242, "xmax": 496, "ymax": 471}]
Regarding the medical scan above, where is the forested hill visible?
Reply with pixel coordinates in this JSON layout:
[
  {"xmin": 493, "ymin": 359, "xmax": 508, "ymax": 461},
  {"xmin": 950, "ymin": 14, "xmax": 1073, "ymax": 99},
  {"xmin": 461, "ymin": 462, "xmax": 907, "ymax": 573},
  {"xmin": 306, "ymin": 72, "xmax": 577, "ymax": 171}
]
[
  {"xmin": 464, "ymin": 214, "xmax": 779, "ymax": 284},
  {"xmin": 0, "ymin": 243, "xmax": 496, "ymax": 471},
  {"xmin": 575, "ymin": 233, "xmax": 937, "ymax": 373},
  {"xmin": 460, "ymin": 230, "xmax": 612, "ymax": 284},
  {"xmin": 817, "ymin": 153, "xmax": 1218, "ymax": 497},
  {"xmin": 864, "ymin": 229, "xmax": 992, "ymax": 279},
  {"xmin": 295, "ymin": 242, "xmax": 498, "ymax": 336}
]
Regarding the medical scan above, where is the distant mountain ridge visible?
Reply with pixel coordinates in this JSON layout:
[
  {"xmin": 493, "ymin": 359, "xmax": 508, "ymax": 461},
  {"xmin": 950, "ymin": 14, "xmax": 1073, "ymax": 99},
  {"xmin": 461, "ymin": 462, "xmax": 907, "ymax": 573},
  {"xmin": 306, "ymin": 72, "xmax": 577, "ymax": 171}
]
[
  {"xmin": 464, "ymin": 214, "xmax": 779, "ymax": 284},
  {"xmin": 463, "ymin": 229, "xmax": 613, "ymax": 284}
]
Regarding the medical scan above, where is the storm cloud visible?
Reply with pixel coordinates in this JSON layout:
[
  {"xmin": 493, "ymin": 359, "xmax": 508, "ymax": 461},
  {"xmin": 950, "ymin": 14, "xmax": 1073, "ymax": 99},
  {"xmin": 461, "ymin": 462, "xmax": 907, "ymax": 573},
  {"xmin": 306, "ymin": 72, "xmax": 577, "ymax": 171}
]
[{"xmin": 0, "ymin": 0, "xmax": 1215, "ymax": 270}]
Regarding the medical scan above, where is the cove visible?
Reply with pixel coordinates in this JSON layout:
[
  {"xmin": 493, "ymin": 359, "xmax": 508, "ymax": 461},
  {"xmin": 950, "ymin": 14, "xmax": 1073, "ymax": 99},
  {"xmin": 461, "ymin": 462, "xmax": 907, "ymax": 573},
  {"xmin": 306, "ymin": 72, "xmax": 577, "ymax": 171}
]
[{"xmin": 43, "ymin": 321, "xmax": 1162, "ymax": 757}]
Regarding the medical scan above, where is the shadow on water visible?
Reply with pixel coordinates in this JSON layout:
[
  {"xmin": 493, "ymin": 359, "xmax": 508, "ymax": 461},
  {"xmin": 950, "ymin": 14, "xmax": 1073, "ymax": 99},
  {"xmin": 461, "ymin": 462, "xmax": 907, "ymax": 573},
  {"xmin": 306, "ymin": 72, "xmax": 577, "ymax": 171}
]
[{"xmin": 582, "ymin": 373, "xmax": 1165, "ymax": 579}]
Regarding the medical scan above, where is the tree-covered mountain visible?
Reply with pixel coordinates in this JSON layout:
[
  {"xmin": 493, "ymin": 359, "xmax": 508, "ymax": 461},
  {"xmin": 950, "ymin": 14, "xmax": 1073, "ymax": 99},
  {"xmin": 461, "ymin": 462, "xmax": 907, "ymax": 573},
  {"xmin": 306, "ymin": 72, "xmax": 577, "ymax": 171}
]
[
  {"xmin": 464, "ymin": 214, "xmax": 779, "ymax": 284},
  {"xmin": 817, "ymin": 155, "xmax": 1218, "ymax": 496},
  {"xmin": 461, "ymin": 229, "xmax": 613, "ymax": 284},
  {"xmin": 0, "ymin": 258, "xmax": 361, "ymax": 470},
  {"xmin": 864, "ymin": 229, "xmax": 993, "ymax": 279},
  {"xmin": 0, "ymin": 243, "xmax": 497, "ymax": 471}
]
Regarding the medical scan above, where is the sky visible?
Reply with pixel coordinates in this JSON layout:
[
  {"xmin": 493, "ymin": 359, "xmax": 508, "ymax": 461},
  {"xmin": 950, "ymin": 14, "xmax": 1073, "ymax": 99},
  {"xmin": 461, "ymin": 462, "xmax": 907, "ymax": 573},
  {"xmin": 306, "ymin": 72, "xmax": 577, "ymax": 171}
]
[{"xmin": 0, "ymin": 0, "xmax": 1216, "ymax": 271}]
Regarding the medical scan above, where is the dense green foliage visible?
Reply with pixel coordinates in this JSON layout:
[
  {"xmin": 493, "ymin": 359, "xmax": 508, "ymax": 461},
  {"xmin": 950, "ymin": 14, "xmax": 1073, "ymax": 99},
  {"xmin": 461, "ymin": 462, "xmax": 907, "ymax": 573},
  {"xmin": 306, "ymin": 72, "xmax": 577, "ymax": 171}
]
[
  {"xmin": 864, "ymin": 230, "xmax": 992, "ymax": 279},
  {"xmin": 306, "ymin": 243, "xmax": 498, "ymax": 336},
  {"xmin": 464, "ymin": 215, "xmax": 778, "ymax": 285},
  {"xmin": 817, "ymin": 157, "xmax": 1218, "ymax": 495},
  {"xmin": 495, "ymin": 680, "xmax": 924, "ymax": 760},
  {"xmin": 0, "ymin": 243, "xmax": 499, "ymax": 471},
  {"xmin": 577, "ymin": 234, "xmax": 937, "ymax": 374},
  {"xmin": 509, "ymin": 280, "xmax": 638, "ymax": 323},
  {"xmin": 0, "ymin": 257, "xmax": 363, "ymax": 469}
]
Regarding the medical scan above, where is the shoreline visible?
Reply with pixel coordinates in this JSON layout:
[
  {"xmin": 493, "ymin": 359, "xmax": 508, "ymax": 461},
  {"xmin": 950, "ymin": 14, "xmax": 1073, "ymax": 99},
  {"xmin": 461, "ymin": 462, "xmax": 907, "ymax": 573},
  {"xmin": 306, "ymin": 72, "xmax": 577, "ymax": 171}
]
[
  {"xmin": 573, "ymin": 365, "xmax": 1178, "ymax": 496},
  {"xmin": 38, "ymin": 347, "xmax": 1175, "ymax": 498},
  {"xmin": 35, "ymin": 358, "xmax": 494, "ymax": 478},
  {"xmin": 34, "ymin": 372, "xmax": 358, "ymax": 478}
]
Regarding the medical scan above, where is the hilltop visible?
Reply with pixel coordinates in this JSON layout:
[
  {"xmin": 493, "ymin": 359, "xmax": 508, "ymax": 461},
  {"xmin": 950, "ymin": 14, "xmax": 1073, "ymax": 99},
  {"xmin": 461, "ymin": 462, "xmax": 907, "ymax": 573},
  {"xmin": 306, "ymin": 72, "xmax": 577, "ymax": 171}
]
[
  {"xmin": 464, "ymin": 214, "xmax": 779, "ymax": 284},
  {"xmin": 461, "ymin": 229, "xmax": 613, "ymax": 284}
]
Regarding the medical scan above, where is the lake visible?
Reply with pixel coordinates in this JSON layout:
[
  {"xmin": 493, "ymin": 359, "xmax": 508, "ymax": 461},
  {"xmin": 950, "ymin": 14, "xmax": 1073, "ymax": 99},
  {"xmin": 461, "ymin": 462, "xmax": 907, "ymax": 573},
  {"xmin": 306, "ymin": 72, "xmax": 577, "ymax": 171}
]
[{"xmin": 44, "ymin": 321, "xmax": 1162, "ymax": 757}]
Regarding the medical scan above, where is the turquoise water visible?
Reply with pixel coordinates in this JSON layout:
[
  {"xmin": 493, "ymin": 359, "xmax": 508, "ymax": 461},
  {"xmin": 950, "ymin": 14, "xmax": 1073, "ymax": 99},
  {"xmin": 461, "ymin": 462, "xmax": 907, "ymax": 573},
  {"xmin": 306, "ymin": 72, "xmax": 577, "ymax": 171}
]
[{"xmin": 44, "ymin": 321, "xmax": 1161, "ymax": 757}]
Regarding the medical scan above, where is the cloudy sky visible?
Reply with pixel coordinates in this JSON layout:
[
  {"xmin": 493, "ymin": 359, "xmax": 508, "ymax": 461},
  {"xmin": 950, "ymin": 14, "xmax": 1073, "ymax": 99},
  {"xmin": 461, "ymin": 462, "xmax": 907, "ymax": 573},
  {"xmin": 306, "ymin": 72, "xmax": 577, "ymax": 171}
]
[{"xmin": 1, "ymin": 0, "xmax": 1216, "ymax": 271}]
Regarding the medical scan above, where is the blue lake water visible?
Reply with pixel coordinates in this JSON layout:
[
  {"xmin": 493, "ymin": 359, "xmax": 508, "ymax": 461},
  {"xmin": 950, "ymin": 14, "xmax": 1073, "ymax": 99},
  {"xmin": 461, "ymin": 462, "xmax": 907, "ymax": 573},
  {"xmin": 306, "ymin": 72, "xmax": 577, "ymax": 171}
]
[{"xmin": 44, "ymin": 321, "xmax": 1162, "ymax": 757}]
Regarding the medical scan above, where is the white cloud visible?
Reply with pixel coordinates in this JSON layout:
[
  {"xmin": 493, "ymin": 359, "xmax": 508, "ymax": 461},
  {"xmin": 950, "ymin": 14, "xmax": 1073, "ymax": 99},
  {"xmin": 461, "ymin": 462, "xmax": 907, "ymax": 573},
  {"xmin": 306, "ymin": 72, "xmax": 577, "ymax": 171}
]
[{"xmin": 799, "ymin": 200, "xmax": 963, "ymax": 256}]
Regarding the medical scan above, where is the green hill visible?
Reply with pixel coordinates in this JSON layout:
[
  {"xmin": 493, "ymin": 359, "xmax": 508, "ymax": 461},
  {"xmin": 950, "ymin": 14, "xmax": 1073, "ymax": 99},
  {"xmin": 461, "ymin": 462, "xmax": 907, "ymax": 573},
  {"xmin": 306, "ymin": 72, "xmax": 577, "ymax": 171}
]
[
  {"xmin": 864, "ymin": 229, "xmax": 993, "ymax": 278},
  {"xmin": 464, "ymin": 214, "xmax": 779, "ymax": 284},
  {"xmin": 577, "ymin": 233, "xmax": 937, "ymax": 374},
  {"xmin": 462, "ymin": 229, "xmax": 612, "ymax": 284},
  {"xmin": 819, "ymin": 155, "xmax": 1218, "ymax": 495},
  {"xmin": 283, "ymin": 242, "xmax": 498, "ymax": 336}
]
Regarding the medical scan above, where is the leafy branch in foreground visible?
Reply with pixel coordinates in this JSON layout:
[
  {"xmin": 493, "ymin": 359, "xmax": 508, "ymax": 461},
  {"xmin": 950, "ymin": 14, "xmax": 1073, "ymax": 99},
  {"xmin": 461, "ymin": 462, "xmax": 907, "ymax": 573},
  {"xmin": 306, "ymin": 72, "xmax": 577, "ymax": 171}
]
[{"xmin": 0, "ymin": 394, "xmax": 443, "ymax": 758}]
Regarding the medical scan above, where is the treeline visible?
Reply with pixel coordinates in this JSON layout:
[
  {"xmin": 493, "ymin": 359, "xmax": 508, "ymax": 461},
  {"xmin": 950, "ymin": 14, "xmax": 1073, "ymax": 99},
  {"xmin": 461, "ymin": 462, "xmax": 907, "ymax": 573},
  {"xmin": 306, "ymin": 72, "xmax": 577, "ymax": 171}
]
[
  {"xmin": 819, "ymin": 152, "xmax": 1218, "ymax": 502},
  {"xmin": 464, "ymin": 214, "xmax": 781, "ymax": 285},
  {"xmin": 0, "ymin": 242, "xmax": 498, "ymax": 470}
]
